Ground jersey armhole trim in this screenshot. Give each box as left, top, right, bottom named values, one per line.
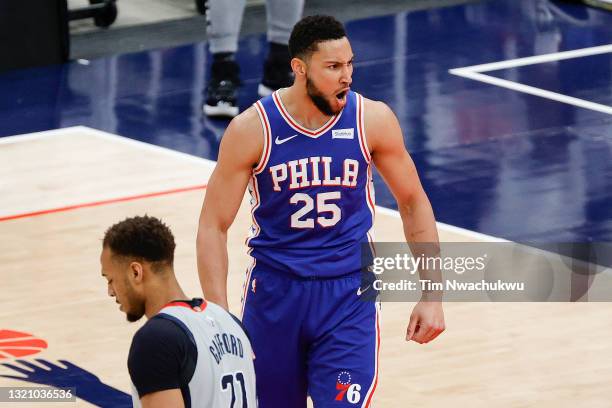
left=253, top=101, right=272, bottom=174
left=229, top=312, right=253, bottom=344
left=356, top=93, right=372, bottom=164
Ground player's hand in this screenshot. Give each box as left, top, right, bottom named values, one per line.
left=406, top=298, right=445, bottom=344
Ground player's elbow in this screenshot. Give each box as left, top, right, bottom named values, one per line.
left=397, top=186, right=430, bottom=214
left=196, top=215, right=228, bottom=252
left=197, top=221, right=226, bottom=247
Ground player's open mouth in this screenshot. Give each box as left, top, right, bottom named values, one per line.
left=336, top=90, right=348, bottom=101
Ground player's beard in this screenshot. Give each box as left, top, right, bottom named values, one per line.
left=124, top=283, right=146, bottom=322
left=306, top=76, right=336, bottom=116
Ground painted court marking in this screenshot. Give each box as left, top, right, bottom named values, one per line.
left=450, top=44, right=612, bottom=115
left=0, top=184, right=207, bottom=222
left=1, top=126, right=502, bottom=242
left=0, top=126, right=212, bottom=220
left=3, top=127, right=610, bottom=274
left=0, top=330, right=48, bottom=360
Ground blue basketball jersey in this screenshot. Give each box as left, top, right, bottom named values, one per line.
left=246, top=90, right=375, bottom=278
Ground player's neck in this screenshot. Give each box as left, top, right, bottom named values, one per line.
left=143, top=274, right=187, bottom=319
left=281, top=86, right=334, bottom=130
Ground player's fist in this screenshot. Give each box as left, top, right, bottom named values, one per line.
left=406, top=300, right=445, bottom=344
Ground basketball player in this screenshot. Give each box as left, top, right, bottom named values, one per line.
left=197, top=15, right=445, bottom=407
left=100, top=215, right=256, bottom=408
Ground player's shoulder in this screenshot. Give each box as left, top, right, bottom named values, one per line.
left=205, top=302, right=243, bottom=329
left=129, top=314, right=196, bottom=364
left=227, top=104, right=261, bottom=134
left=360, top=96, right=399, bottom=147
left=128, top=315, right=197, bottom=397
left=205, top=302, right=252, bottom=342
left=131, top=314, right=187, bottom=348
left=219, top=105, right=263, bottom=159
left=216, top=104, right=264, bottom=167
left=361, top=96, right=395, bottom=121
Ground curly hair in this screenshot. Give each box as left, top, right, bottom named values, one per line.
left=103, top=215, right=175, bottom=270
left=289, top=15, right=347, bottom=60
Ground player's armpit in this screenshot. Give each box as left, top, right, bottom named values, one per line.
left=140, top=388, right=184, bottom=408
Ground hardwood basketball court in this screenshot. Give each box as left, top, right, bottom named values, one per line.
left=1, top=127, right=610, bottom=407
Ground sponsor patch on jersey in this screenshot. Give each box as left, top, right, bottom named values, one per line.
left=332, top=128, right=354, bottom=139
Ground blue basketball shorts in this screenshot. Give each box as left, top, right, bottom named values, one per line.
left=241, top=264, right=380, bottom=408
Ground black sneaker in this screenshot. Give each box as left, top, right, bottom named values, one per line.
left=204, top=59, right=240, bottom=118
left=258, top=57, right=294, bottom=97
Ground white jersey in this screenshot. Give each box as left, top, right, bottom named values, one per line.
left=130, top=300, right=257, bottom=408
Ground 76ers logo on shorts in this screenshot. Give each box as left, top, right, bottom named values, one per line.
left=335, top=371, right=361, bottom=404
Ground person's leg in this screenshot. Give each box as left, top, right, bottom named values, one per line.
left=203, top=0, right=245, bottom=117
left=242, top=266, right=309, bottom=408
left=265, top=0, right=303, bottom=47
left=307, top=275, right=380, bottom=407
left=207, top=0, right=245, bottom=54
left=259, top=0, right=305, bottom=96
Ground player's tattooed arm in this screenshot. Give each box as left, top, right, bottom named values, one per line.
left=364, top=98, right=445, bottom=344
left=364, top=99, right=440, bottom=254
left=197, top=106, right=264, bottom=310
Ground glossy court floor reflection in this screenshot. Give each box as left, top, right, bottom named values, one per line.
left=0, top=0, right=610, bottom=242
left=1, top=127, right=611, bottom=407
left=1, top=0, right=612, bottom=406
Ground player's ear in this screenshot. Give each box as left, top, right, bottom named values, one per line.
left=291, top=57, right=307, bottom=77
left=129, top=261, right=144, bottom=283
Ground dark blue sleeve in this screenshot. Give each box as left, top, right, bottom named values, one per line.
left=127, top=316, right=197, bottom=398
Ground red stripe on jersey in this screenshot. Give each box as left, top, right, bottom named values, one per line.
left=366, top=165, right=375, bottom=211
left=363, top=309, right=380, bottom=407
left=164, top=301, right=208, bottom=312
left=357, top=95, right=372, bottom=163
left=254, top=101, right=272, bottom=174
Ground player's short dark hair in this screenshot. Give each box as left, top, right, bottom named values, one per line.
left=103, top=215, right=175, bottom=271
left=289, top=15, right=347, bottom=60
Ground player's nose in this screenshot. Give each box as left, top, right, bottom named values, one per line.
left=340, top=67, right=352, bottom=85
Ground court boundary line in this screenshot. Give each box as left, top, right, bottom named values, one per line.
left=0, top=184, right=207, bottom=222
left=3, top=127, right=609, bottom=279
left=0, top=127, right=81, bottom=145
left=2, top=126, right=503, bottom=242
left=374, top=206, right=507, bottom=242
left=376, top=207, right=611, bottom=279
left=449, top=44, right=612, bottom=115
left=75, top=127, right=511, bottom=242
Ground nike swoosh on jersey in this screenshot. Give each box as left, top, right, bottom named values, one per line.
left=357, top=284, right=371, bottom=296
left=275, top=134, right=298, bottom=145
